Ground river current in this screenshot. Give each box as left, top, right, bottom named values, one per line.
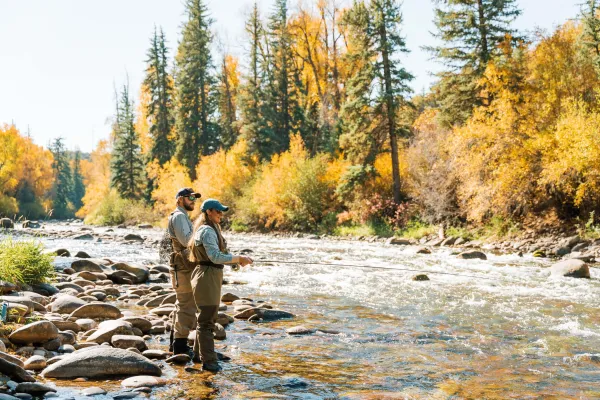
left=10, top=225, right=600, bottom=399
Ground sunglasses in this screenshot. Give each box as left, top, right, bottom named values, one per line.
left=186, top=195, right=199, bottom=201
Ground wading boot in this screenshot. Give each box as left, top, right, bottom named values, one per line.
left=202, top=361, right=222, bottom=373
left=173, top=338, right=192, bottom=356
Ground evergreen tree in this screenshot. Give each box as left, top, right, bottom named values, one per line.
left=238, top=2, right=266, bottom=156
left=145, top=26, right=175, bottom=166
left=111, top=84, right=145, bottom=200
left=71, top=150, right=85, bottom=210
left=174, top=0, right=219, bottom=179
left=427, top=0, right=521, bottom=127
left=49, top=137, right=73, bottom=219
left=339, top=0, right=413, bottom=203
left=262, top=0, right=305, bottom=157
left=582, top=0, right=600, bottom=77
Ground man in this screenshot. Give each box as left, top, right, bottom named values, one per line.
left=168, top=187, right=201, bottom=356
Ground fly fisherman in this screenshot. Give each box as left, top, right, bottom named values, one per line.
left=188, top=199, right=253, bottom=372
left=168, top=187, right=201, bottom=356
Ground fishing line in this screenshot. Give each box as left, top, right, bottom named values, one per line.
left=254, top=259, right=514, bottom=281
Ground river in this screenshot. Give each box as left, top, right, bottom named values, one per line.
left=7, top=224, right=600, bottom=399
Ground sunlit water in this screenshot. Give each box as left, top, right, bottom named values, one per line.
left=5, top=224, right=600, bottom=399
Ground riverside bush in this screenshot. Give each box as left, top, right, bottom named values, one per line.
left=0, top=237, right=54, bottom=284
left=84, top=189, right=157, bottom=226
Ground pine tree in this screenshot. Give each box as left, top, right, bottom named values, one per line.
left=145, top=27, right=175, bottom=166
left=262, top=0, right=305, bottom=157
left=71, top=150, right=85, bottom=210
left=174, top=0, right=219, bottom=179
left=427, top=0, right=521, bottom=126
left=582, top=0, right=600, bottom=77
left=111, top=84, right=145, bottom=200
left=49, top=137, right=73, bottom=219
left=238, top=2, right=262, bottom=156
left=339, top=0, right=413, bottom=203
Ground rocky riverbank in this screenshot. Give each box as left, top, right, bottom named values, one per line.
left=0, top=218, right=597, bottom=399
left=0, top=220, right=303, bottom=399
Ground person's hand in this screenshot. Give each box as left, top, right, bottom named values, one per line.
left=239, top=256, right=253, bottom=266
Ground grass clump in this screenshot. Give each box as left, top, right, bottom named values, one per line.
left=0, top=237, right=55, bottom=284
left=84, top=190, right=158, bottom=226
left=398, top=219, right=438, bottom=239
left=333, top=221, right=394, bottom=238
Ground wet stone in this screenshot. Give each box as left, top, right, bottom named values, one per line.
left=82, top=387, right=106, bottom=396
left=166, top=354, right=190, bottom=365
left=286, top=326, right=315, bottom=335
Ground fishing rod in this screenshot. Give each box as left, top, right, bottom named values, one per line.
left=253, top=259, right=513, bottom=281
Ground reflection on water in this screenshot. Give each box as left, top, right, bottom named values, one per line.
left=21, top=226, right=600, bottom=398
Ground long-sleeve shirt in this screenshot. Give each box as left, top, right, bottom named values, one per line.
left=168, top=206, right=193, bottom=247
left=194, top=225, right=234, bottom=264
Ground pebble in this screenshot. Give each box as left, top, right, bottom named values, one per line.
left=286, top=326, right=315, bottom=335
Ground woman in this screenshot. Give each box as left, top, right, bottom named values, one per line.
left=188, top=198, right=253, bottom=372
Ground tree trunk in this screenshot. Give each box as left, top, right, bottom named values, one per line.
left=379, top=12, right=402, bottom=204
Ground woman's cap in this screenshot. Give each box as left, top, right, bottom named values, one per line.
left=201, top=199, right=229, bottom=212
left=175, top=187, right=201, bottom=200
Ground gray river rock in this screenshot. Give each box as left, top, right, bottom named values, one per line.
left=41, top=347, right=161, bottom=378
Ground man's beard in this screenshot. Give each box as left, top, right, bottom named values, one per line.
left=183, top=203, right=195, bottom=212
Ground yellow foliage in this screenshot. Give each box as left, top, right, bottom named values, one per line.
left=0, top=125, right=24, bottom=194
left=540, top=99, right=600, bottom=206
left=151, top=159, right=192, bottom=218
left=191, top=139, right=257, bottom=207
left=77, top=140, right=112, bottom=218
left=241, top=134, right=338, bottom=230
left=136, top=85, right=152, bottom=155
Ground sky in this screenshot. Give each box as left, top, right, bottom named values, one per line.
left=0, top=0, right=581, bottom=152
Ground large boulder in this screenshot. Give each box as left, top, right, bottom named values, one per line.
left=457, top=251, right=487, bottom=260
left=110, top=263, right=149, bottom=284
left=0, top=351, right=25, bottom=367
left=41, top=347, right=161, bottom=378
left=31, top=283, right=59, bottom=296
left=106, top=270, right=137, bottom=285
left=0, top=296, right=35, bottom=314
left=0, top=357, right=35, bottom=382
left=118, top=317, right=152, bottom=334
left=48, top=294, right=87, bottom=314
left=9, top=321, right=59, bottom=345
left=123, top=234, right=144, bottom=242
left=71, top=259, right=105, bottom=273
left=0, top=218, right=14, bottom=229
left=70, top=303, right=122, bottom=319
left=0, top=281, right=17, bottom=295
left=22, top=220, right=41, bottom=229
left=111, top=335, right=147, bottom=351
left=550, top=259, right=591, bottom=279
left=14, top=382, right=56, bottom=396
left=86, top=320, right=133, bottom=344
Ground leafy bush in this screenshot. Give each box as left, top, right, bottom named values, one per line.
left=0, top=238, right=54, bottom=284
left=398, top=219, right=438, bottom=239
left=84, top=189, right=158, bottom=226
left=0, top=195, right=18, bottom=218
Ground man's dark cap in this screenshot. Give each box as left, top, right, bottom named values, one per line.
left=175, top=187, right=201, bottom=200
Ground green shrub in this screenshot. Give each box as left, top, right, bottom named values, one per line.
left=398, top=219, right=438, bottom=239
left=0, top=237, right=55, bottom=284
left=84, top=190, right=158, bottom=226
left=333, top=220, right=394, bottom=237
left=476, top=215, right=522, bottom=239
left=0, top=195, right=18, bottom=218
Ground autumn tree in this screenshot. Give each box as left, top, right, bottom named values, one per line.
left=339, top=0, right=413, bottom=204
left=111, top=84, right=145, bottom=200
left=428, top=0, right=521, bottom=127
left=49, top=137, right=73, bottom=219
left=175, top=0, right=219, bottom=179
left=145, top=26, right=175, bottom=166
left=217, top=54, right=240, bottom=149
